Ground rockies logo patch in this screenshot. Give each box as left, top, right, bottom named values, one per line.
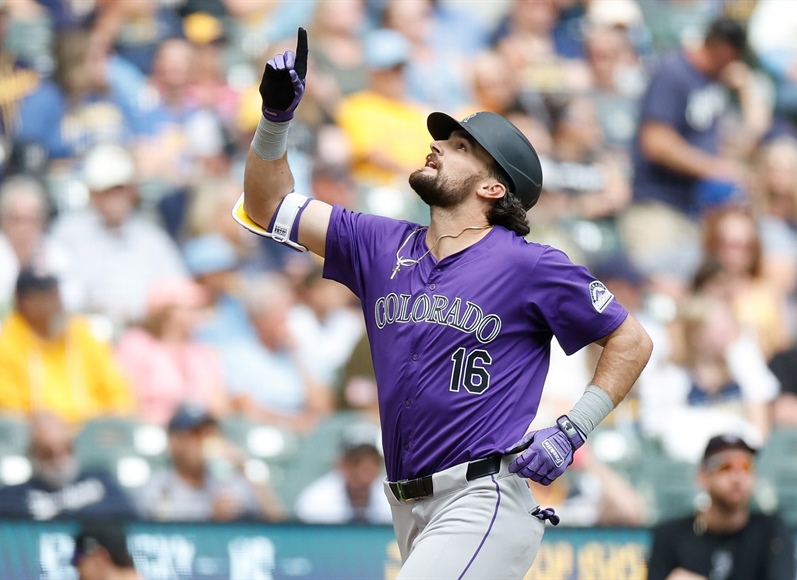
left=589, top=281, right=614, bottom=313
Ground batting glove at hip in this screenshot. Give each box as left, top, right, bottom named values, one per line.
left=259, top=27, right=308, bottom=122
left=506, top=415, right=586, bottom=486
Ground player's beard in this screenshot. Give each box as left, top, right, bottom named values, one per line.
left=409, top=168, right=482, bottom=208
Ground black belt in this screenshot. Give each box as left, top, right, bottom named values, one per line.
left=389, top=455, right=502, bottom=502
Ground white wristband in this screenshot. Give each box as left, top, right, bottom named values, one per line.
left=251, top=117, right=290, bottom=161
left=567, top=385, right=615, bottom=437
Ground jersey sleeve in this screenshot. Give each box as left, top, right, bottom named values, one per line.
left=528, top=247, right=628, bottom=355
left=322, top=205, right=404, bottom=300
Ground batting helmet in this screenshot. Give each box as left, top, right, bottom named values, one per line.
left=427, top=111, right=543, bottom=210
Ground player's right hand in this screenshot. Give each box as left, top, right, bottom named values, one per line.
left=506, top=415, right=585, bottom=485
left=259, top=27, right=308, bottom=122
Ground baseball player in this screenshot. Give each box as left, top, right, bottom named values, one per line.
left=235, top=29, right=653, bottom=578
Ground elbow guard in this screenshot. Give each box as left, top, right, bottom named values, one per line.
left=232, top=192, right=310, bottom=252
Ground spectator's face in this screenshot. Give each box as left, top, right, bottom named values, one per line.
left=196, top=268, right=239, bottom=301
left=513, top=0, right=556, bottom=34
left=714, top=213, right=758, bottom=277
left=759, top=141, right=797, bottom=204
left=16, top=288, right=64, bottom=338
left=74, top=549, right=107, bottom=580
left=700, top=449, right=755, bottom=510
left=691, top=302, right=737, bottom=358
left=0, top=192, right=46, bottom=252
left=558, top=98, right=603, bottom=150
left=29, top=417, right=79, bottom=489
left=707, top=42, right=742, bottom=77
left=252, top=299, right=293, bottom=350
left=153, top=40, right=194, bottom=91
left=315, top=0, right=364, bottom=34
left=169, top=426, right=208, bottom=477
left=341, top=448, right=382, bottom=496
left=90, top=185, right=136, bottom=228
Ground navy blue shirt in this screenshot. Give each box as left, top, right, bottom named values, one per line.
left=0, top=471, right=138, bottom=521
left=632, top=53, right=730, bottom=215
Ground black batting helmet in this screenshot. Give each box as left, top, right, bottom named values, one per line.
left=427, top=111, right=543, bottom=210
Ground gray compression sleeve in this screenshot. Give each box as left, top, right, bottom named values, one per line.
left=251, top=117, right=290, bottom=161
left=567, top=385, right=615, bottom=437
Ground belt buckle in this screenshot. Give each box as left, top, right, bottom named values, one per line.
left=392, top=476, right=432, bottom=502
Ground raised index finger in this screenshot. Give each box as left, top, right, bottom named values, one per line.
left=295, top=27, right=308, bottom=80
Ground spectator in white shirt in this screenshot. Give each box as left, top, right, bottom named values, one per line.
left=295, top=421, right=391, bottom=524
left=47, top=143, right=186, bottom=329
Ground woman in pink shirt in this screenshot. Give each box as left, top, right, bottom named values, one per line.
left=116, top=277, right=230, bottom=425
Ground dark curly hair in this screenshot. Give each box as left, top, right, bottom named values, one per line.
left=484, top=160, right=531, bottom=237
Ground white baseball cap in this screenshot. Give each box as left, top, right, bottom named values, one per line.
left=83, top=143, right=136, bottom=192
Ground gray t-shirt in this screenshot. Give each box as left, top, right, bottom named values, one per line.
left=136, top=468, right=261, bottom=521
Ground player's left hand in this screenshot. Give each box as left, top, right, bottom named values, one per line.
left=259, top=27, right=308, bottom=121
left=506, top=415, right=585, bottom=485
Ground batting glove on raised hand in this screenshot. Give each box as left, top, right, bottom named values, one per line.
left=506, top=415, right=586, bottom=486
left=259, top=27, right=308, bottom=122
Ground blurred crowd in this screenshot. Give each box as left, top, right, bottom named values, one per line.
left=0, top=0, right=797, bottom=527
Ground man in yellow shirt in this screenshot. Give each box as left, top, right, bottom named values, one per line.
left=335, top=29, right=430, bottom=192
left=0, top=267, right=134, bottom=425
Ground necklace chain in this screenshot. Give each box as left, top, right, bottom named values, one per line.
left=391, top=225, right=490, bottom=280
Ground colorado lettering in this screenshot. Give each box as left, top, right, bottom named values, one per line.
left=374, top=293, right=502, bottom=344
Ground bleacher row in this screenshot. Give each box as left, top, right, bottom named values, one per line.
left=3, top=411, right=797, bottom=525
left=0, top=410, right=368, bottom=517
left=588, top=425, right=797, bottom=526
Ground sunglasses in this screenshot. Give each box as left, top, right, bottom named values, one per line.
left=705, top=456, right=754, bottom=474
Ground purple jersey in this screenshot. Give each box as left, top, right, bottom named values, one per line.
left=323, top=206, right=627, bottom=481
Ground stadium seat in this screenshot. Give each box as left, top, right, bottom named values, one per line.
left=0, top=415, right=31, bottom=487
left=633, top=439, right=699, bottom=523
left=219, top=416, right=300, bottom=463
left=756, top=428, right=797, bottom=527
left=0, top=415, right=28, bottom=455
left=74, top=417, right=168, bottom=489
left=279, top=410, right=375, bottom=513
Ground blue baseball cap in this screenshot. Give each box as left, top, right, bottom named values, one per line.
left=363, top=29, right=410, bottom=70
left=167, top=403, right=216, bottom=433
left=182, top=234, right=238, bottom=276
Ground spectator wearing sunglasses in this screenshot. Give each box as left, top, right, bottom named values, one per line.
left=646, top=434, right=795, bottom=580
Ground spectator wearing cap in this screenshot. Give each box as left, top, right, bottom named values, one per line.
left=646, top=434, right=795, bottom=580
left=71, top=521, right=140, bottom=580
left=0, top=412, right=137, bottom=521
left=115, top=277, right=230, bottom=426
left=0, top=267, right=134, bottom=425
left=294, top=421, right=392, bottom=524
left=182, top=12, right=240, bottom=127
left=183, top=233, right=255, bottom=347
left=619, top=16, right=771, bottom=293
left=137, top=403, right=283, bottom=522
left=334, top=28, right=431, bottom=210
left=47, top=142, right=187, bottom=329
left=381, top=0, right=473, bottom=111
left=179, top=178, right=300, bottom=274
